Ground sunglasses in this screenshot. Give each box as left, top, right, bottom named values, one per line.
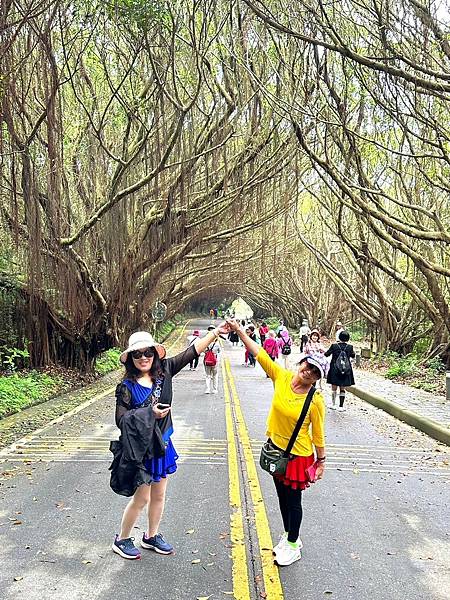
left=131, top=348, right=155, bottom=359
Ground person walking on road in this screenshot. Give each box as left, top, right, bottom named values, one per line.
left=324, top=330, right=355, bottom=411
left=263, top=330, right=279, bottom=362
left=203, top=325, right=221, bottom=393
left=259, top=321, right=269, bottom=345
left=277, top=326, right=292, bottom=369
left=246, top=325, right=259, bottom=367
left=111, top=325, right=227, bottom=560
left=304, top=329, right=325, bottom=355
left=227, top=319, right=327, bottom=567
left=334, top=321, right=345, bottom=341
left=186, top=329, right=200, bottom=370
left=299, top=320, right=311, bottom=352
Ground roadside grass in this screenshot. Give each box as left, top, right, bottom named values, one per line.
left=0, top=317, right=184, bottom=419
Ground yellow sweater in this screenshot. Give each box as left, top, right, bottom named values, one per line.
left=257, top=349, right=325, bottom=456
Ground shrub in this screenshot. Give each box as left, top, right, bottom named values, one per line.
left=95, top=347, right=122, bottom=375
left=0, top=345, right=30, bottom=372
left=385, top=355, right=419, bottom=379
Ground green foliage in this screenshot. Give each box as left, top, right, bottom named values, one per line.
left=0, top=371, right=63, bottom=418
left=104, top=0, right=167, bottom=32
left=385, top=355, right=419, bottom=379
left=0, top=346, right=30, bottom=372
left=95, top=347, right=122, bottom=375
left=346, top=322, right=366, bottom=342
left=156, top=319, right=178, bottom=340
left=263, top=317, right=282, bottom=331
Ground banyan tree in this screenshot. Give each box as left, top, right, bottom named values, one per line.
left=1, top=0, right=449, bottom=369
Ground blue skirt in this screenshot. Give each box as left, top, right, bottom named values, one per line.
left=144, top=439, right=179, bottom=482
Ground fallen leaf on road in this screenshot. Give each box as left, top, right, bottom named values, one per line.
left=185, top=529, right=195, bottom=534
left=82, top=560, right=92, bottom=565
left=192, top=559, right=201, bottom=564
left=14, top=576, right=24, bottom=581
left=196, top=596, right=211, bottom=600
left=324, top=592, right=333, bottom=595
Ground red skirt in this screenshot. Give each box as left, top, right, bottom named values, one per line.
left=274, top=453, right=315, bottom=490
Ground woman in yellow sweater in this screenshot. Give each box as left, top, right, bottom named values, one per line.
left=227, top=319, right=326, bottom=567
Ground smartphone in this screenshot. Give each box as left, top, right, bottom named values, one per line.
left=156, top=403, right=170, bottom=410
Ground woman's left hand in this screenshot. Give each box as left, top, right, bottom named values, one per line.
left=315, top=462, right=325, bottom=480
left=153, top=404, right=171, bottom=419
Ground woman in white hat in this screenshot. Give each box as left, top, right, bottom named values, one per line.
left=112, top=325, right=227, bottom=560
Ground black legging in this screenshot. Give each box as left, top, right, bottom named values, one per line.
left=189, top=356, right=199, bottom=369
left=273, top=477, right=303, bottom=543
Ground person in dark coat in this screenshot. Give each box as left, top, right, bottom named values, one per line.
left=324, top=330, right=355, bottom=412
left=111, top=325, right=227, bottom=560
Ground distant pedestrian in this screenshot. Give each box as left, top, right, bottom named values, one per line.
left=110, top=325, right=227, bottom=560
left=334, top=321, right=345, bottom=341
left=259, top=322, right=269, bottom=345
left=324, top=330, right=355, bottom=411
left=299, top=320, right=311, bottom=352
left=226, top=319, right=327, bottom=567
left=228, top=330, right=239, bottom=346
left=277, top=327, right=292, bottom=369
left=263, top=330, right=279, bottom=378
left=203, top=325, right=221, bottom=393
left=304, top=329, right=325, bottom=355
left=186, top=330, right=200, bottom=370
left=246, top=325, right=259, bottom=367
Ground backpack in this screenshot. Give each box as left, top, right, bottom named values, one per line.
left=204, top=344, right=217, bottom=367
left=336, top=344, right=351, bottom=375
left=281, top=338, right=291, bottom=355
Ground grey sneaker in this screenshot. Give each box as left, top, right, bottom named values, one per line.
left=141, top=532, right=174, bottom=554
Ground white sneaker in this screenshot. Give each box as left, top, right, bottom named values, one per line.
left=272, top=533, right=303, bottom=555
left=274, top=543, right=302, bottom=566
left=329, top=404, right=336, bottom=410
left=205, top=389, right=210, bottom=394
left=212, top=389, right=218, bottom=394
left=337, top=406, right=346, bottom=412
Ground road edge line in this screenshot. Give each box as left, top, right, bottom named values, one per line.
left=349, top=386, right=450, bottom=446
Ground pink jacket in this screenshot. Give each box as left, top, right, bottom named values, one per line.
left=263, top=337, right=279, bottom=358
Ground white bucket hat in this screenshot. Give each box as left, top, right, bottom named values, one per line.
left=120, top=331, right=166, bottom=363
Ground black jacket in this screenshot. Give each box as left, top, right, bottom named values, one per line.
left=109, top=389, right=166, bottom=497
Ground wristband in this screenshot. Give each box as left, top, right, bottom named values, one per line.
left=316, top=457, right=326, bottom=462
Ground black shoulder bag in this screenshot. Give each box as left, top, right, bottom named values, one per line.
left=259, top=386, right=316, bottom=476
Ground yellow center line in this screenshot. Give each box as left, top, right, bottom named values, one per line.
left=225, top=358, right=284, bottom=600
left=221, top=360, right=251, bottom=600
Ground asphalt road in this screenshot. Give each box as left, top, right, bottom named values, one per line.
left=0, top=319, right=449, bottom=600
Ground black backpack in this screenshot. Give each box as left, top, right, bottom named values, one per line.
left=336, top=343, right=351, bottom=375
left=281, top=339, right=291, bottom=355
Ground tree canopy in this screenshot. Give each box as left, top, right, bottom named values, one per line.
left=1, top=0, right=449, bottom=368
